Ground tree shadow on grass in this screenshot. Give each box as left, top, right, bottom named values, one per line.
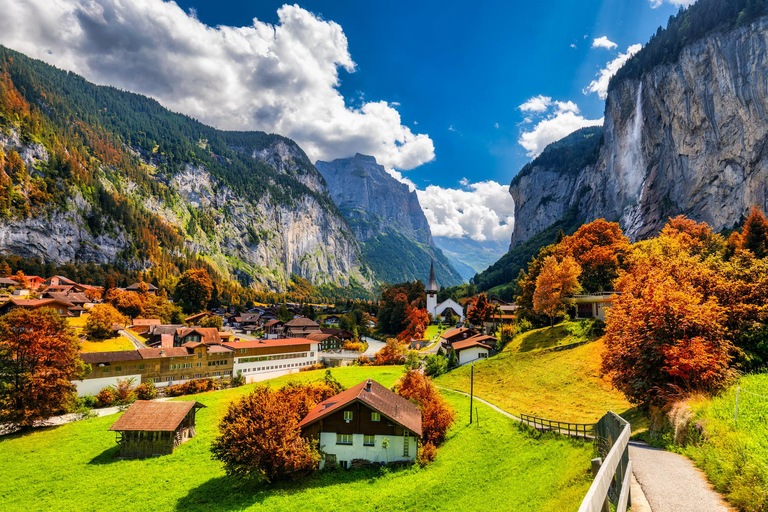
left=175, top=465, right=411, bottom=512
left=88, top=445, right=121, bottom=464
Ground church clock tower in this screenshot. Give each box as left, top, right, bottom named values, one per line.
left=426, top=260, right=438, bottom=317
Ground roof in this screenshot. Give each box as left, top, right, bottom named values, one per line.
left=0, top=277, right=18, bottom=286
left=284, top=317, right=320, bottom=327
left=80, top=350, right=143, bottom=364
left=442, top=327, right=475, bottom=340
left=223, top=338, right=316, bottom=349
left=132, top=318, right=162, bottom=326
left=426, top=260, right=438, bottom=293
left=237, top=312, right=261, bottom=321
left=126, top=282, right=158, bottom=291
left=138, top=348, right=191, bottom=359
left=306, top=333, right=333, bottom=342
left=320, top=328, right=354, bottom=338
left=148, top=324, right=185, bottom=336
left=184, top=312, right=210, bottom=323
left=1, top=298, right=74, bottom=309
left=44, top=291, right=89, bottom=304
left=109, top=401, right=204, bottom=432
left=48, top=275, right=76, bottom=285
left=263, top=319, right=283, bottom=328
left=452, top=336, right=494, bottom=351
left=298, top=379, right=422, bottom=437
left=177, top=327, right=221, bottom=344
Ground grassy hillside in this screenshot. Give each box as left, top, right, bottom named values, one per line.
left=436, top=322, right=646, bottom=431
left=679, top=373, right=768, bottom=511
left=0, top=365, right=594, bottom=512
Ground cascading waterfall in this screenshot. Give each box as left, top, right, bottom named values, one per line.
left=621, top=82, right=645, bottom=194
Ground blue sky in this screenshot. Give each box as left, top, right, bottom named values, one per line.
left=0, top=0, right=690, bottom=245
left=174, top=0, right=683, bottom=187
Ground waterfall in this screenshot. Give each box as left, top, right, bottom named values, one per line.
left=620, top=82, right=645, bottom=195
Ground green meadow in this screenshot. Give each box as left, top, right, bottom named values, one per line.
left=0, top=365, right=593, bottom=512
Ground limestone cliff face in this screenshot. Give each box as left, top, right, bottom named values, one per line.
left=316, top=154, right=463, bottom=286
left=509, top=15, right=768, bottom=246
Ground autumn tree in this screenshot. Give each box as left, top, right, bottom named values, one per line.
left=741, top=207, right=768, bottom=258
left=377, top=281, right=426, bottom=334
left=84, top=303, right=128, bottom=340
left=467, top=293, right=494, bottom=327
left=0, top=261, right=10, bottom=278
left=396, top=370, right=456, bottom=447
left=398, top=307, right=430, bottom=341
left=558, top=219, right=629, bottom=292
left=373, top=337, right=408, bottom=365
left=532, top=256, right=581, bottom=326
left=0, top=308, right=84, bottom=429
left=211, top=386, right=320, bottom=481
left=175, top=268, right=213, bottom=314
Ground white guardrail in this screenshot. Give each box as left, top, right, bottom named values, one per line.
left=579, top=411, right=632, bottom=512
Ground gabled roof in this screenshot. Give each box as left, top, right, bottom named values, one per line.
left=126, top=282, right=158, bottom=291
left=298, top=379, right=422, bottom=437
left=0, top=277, right=19, bottom=286
left=44, top=291, right=89, bottom=304
left=320, top=328, right=354, bottom=338
left=184, top=311, right=210, bottom=323
left=1, top=298, right=75, bottom=309
left=263, top=319, right=283, bottom=328
left=80, top=350, right=143, bottom=364
left=176, top=327, right=221, bottom=344
left=132, top=318, right=162, bottom=326
left=452, top=335, right=494, bottom=351
left=441, top=327, right=475, bottom=340
left=109, top=400, right=204, bottom=431
left=284, top=317, right=320, bottom=328
left=138, top=348, right=191, bottom=359
left=306, top=333, right=333, bottom=342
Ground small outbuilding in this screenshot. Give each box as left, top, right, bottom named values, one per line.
left=109, top=400, right=205, bottom=458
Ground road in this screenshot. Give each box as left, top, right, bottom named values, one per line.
left=120, top=329, right=148, bottom=350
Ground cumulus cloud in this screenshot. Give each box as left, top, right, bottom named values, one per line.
left=583, top=44, right=643, bottom=99
left=649, top=0, right=696, bottom=7
left=519, top=95, right=553, bottom=113
left=0, top=0, right=434, bottom=170
left=417, top=181, right=515, bottom=242
left=517, top=95, right=601, bottom=157
left=592, top=36, right=618, bottom=50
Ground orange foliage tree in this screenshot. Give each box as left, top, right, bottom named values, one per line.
left=0, top=308, right=84, bottom=428
left=741, top=206, right=768, bottom=258
left=558, top=219, right=629, bottom=292
left=175, top=268, right=213, bottom=314
left=373, top=338, right=408, bottom=365
left=84, top=303, right=128, bottom=339
left=211, top=385, right=322, bottom=481
left=398, top=307, right=430, bottom=341
left=395, top=370, right=456, bottom=447
left=532, top=255, right=581, bottom=326
left=467, top=293, right=493, bottom=327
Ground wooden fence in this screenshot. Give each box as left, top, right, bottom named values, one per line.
left=519, top=413, right=594, bottom=439
left=579, top=412, right=632, bottom=512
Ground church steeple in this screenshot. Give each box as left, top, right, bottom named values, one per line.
left=426, top=260, right=438, bottom=294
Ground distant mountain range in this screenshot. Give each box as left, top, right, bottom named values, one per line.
left=316, top=154, right=463, bottom=287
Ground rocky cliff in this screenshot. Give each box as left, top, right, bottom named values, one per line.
left=316, top=154, right=463, bottom=286
left=510, top=13, right=768, bottom=248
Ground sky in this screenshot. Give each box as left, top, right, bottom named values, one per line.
left=0, top=0, right=692, bottom=245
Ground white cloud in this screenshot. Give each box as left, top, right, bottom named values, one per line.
left=583, top=44, right=643, bottom=99
left=417, top=181, right=515, bottom=242
left=519, top=95, right=553, bottom=113
left=649, top=0, right=696, bottom=7
left=459, top=177, right=470, bottom=186
left=592, top=36, right=618, bottom=50
left=448, top=125, right=458, bottom=132
left=570, top=43, right=578, bottom=49
left=0, top=0, right=434, bottom=170
left=519, top=111, right=603, bottom=158
left=494, top=122, right=499, bottom=129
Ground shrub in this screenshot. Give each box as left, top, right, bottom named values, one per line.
left=417, top=442, right=438, bottom=465
left=84, top=304, right=127, bottom=340
left=199, top=315, right=224, bottom=330
left=135, top=381, right=157, bottom=400
left=373, top=338, right=407, bottom=365
left=95, top=387, right=117, bottom=408
left=497, top=324, right=515, bottom=351
left=112, top=378, right=137, bottom=405
left=515, top=318, right=533, bottom=335
left=404, top=350, right=420, bottom=370
left=342, top=341, right=365, bottom=352
left=231, top=370, right=245, bottom=387
left=424, top=354, right=448, bottom=378
left=355, top=355, right=372, bottom=366
left=211, top=386, right=321, bottom=481
left=300, top=363, right=325, bottom=372
left=396, top=370, right=456, bottom=446
left=165, top=378, right=216, bottom=397
left=79, top=395, right=98, bottom=409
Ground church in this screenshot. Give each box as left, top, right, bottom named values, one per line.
left=426, top=261, right=465, bottom=324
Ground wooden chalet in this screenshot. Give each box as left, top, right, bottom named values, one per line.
left=109, top=400, right=205, bottom=458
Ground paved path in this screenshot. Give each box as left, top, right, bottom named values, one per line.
left=362, top=336, right=385, bottom=357
left=120, top=329, right=148, bottom=350
left=437, top=386, right=523, bottom=422
left=629, top=441, right=734, bottom=512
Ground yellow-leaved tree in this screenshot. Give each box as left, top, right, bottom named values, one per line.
left=532, top=255, right=581, bottom=326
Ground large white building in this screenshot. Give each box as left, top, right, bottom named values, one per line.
left=228, top=338, right=320, bottom=384
left=425, top=261, right=465, bottom=323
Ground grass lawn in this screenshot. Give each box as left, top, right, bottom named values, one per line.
left=0, top=365, right=594, bottom=512
left=436, top=322, right=647, bottom=432
left=67, top=313, right=89, bottom=328
left=423, top=324, right=443, bottom=341
left=680, top=373, right=768, bottom=511
left=80, top=335, right=135, bottom=353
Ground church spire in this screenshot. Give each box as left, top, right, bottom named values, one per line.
left=426, top=260, right=438, bottom=294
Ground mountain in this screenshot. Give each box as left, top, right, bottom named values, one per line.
left=316, top=154, right=463, bottom=287
left=0, top=46, right=373, bottom=293
left=477, top=0, right=768, bottom=292
left=433, top=236, right=509, bottom=282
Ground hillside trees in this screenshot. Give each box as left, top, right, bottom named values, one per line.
left=398, top=307, right=430, bottom=341
left=395, top=370, right=456, bottom=449
left=533, top=256, right=582, bottom=326
left=558, top=219, right=629, bottom=292
left=84, top=304, right=128, bottom=339
left=175, top=268, right=213, bottom=314
left=0, top=308, right=84, bottom=429
left=373, top=338, right=408, bottom=365
left=377, top=281, right=426, bottom=334
left=467, top=293, right=494, bottom=327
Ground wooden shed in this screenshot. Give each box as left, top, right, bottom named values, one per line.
left=109, top=400, right=205, bottom=459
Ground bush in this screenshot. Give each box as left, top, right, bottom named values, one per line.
left=300, top=363, right=325, bottom=372
left=165, top=378, right=216, bottom=397
left=424, top=354, right=448, bottom=378
left=417, top=442, right=438, bottom=466
left=497, top=324, right=515, bottom=351
left=95, top=387, right=117, bottom=408
left=135, top=381, right=157, bottom=400
left=231, top=370, right=245, bottom=387
left=515, top=318, right=533, bottom=335
left=373, top=338, right=407, bottom=365
left=396, top=370, right=456, bottom=446
left=565, top=318, right=605, bottom=339
left=404, top=350, right=420, bottom=370
left=342, top=341, right=365, bottom=352
left=355, top=355, right=372, bottom=366
left=79, top=395, right=98, bottom=409
left=112, top=378, right=137, bottom=405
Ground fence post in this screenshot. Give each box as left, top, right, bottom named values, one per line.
left=734, top=386, right=740, bottom=425
left=590, top=458, right=611, bottom=512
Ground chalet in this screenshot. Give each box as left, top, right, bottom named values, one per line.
left=572, top=292, right=619, bottom=321
left=175, top=327, right=222, bottom=346
left=225, top=338, right=320, bottom=383
left=184, top=311, right=211, bottom=325
left=144, top=324, right=185, bottom=347
left=440, top=327, right=478, bottom=348
left=24, top=275, right=45, bottom=289
left=0, top=277, right=19, bottom=287
left=323, top=315, right=341, bottom=326
left=129, top=318, right=162, bottom=336
left=43, top=291, right=89, bottom=307
left=321, top=328, right=355, bottom=342
left=284, top=317, right=322, bottom=337
left=232, top=312, right=261, bottom=334
left=109, top=400, right=205, bottom=458
left=263, top=319, right=284, bottom=339
left=298, top=379, right=422, bottom=469
left=452, top=335, right=495, bottom=366
left=46, top=275, right=77, bottom=287
left=307, top=332, right=342, bottom=351
left=126, top=282, right=158, bottom=295
left=0, top=298, right=75, bottom=317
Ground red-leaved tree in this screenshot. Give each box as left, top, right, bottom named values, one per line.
left=398, top=307, right=430, bottom=341
left=396, top=370, right=456, bottom=448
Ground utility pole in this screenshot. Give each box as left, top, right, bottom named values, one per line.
left=470, top=365, right=474, bottom=424
left=734, top=386, right=740, bottom=425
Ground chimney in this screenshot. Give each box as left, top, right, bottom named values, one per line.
left=159, top=350, right=164, bottom=356
left=365, top=379, right=372, bottom=392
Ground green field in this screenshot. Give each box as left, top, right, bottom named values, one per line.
left=680, top=373, right=768, bottom=511
left=0, top=365, right=594, bottom=512
left=436, top=322, right=646, bottom=431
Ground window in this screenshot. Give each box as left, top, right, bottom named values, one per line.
left=403, top=431, right=410, bottom=457
left=371, top=412, right=381, bottom=422
left=116, top=366, right=122, bottom=372
left=102, top=368, right=109, bottom=373
left=139, top=364, right=145, bottom=370
left=336, top=434, right=353, bottom=445
left=198, top=352, right=202, bottom=358
left=363, top=435, right=375, bottom=446
left=343, top=411, right=353, bottom=421
left=339, top=460, right=348, bottom=469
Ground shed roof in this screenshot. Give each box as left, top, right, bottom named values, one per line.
left=442, top=327, right=475, bottom=340
left=452, top=335, right=494, bottom=351
left=298, top=379, right=422, bottom=437
left=109, top=400, right=204, bottom=431
left=284, top=317, right=320, bottom=327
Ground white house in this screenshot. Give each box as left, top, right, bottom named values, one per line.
left=572, top=292, right=619, bottom=321
left=298, top=379, right=422, bottom=469
left=425, top=261, right=466, bottom=322
left=452, top=335, right=494, bottom=366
